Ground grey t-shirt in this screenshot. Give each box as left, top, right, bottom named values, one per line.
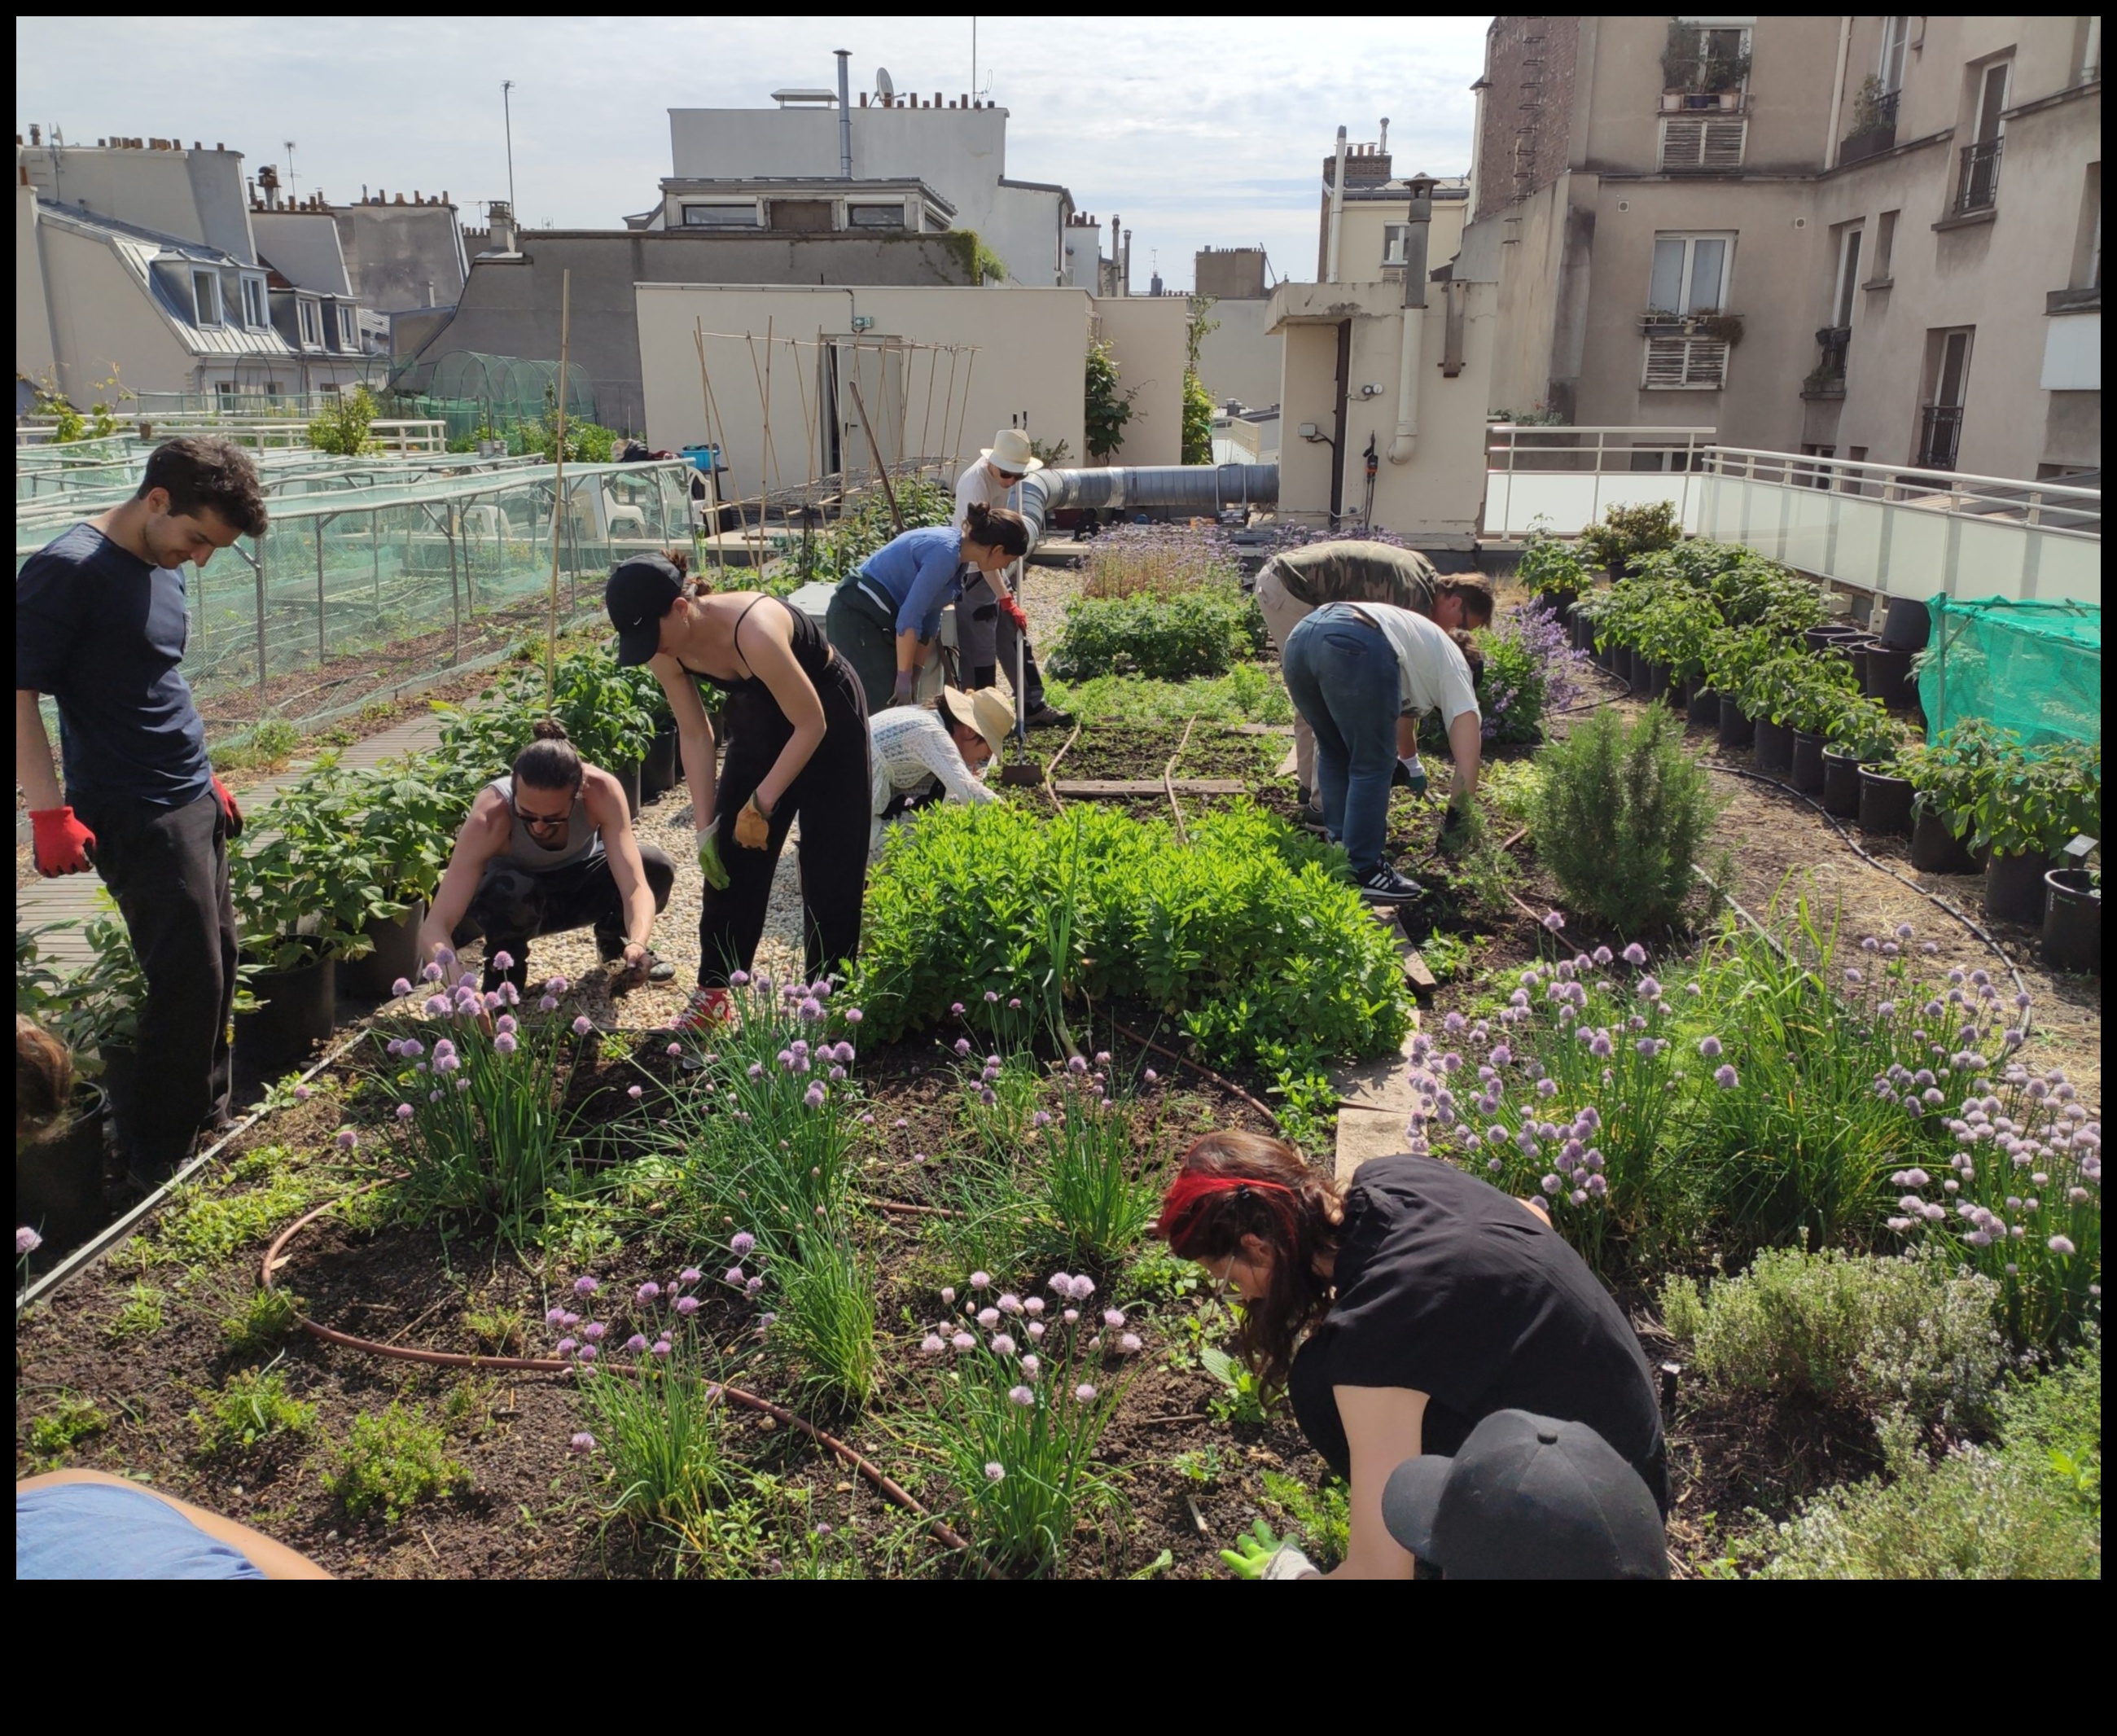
left=1264, top=540, right=1439, bottom=611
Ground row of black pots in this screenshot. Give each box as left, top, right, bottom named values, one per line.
left=640, top=719, right=682, bottom=798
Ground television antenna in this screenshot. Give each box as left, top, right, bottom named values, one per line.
left=284, top=139, right=298, bottom=202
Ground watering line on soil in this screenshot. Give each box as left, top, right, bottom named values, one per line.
left=258, top=1192, right=972, bottom=1554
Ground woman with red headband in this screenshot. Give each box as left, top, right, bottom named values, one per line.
left=1155, top=1132, right=1667, bottom=1579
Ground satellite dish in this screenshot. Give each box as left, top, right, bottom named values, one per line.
left=874, top=67, right=894, bottom=99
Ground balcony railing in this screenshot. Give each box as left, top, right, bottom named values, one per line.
left=1802, top=327, right=1851, bottom=399
left=1953, top=138, right=2003, bottom=216
left=1838, top=89, right=1900, bottom=164
left=1918, top=405, right=1965, bottom=471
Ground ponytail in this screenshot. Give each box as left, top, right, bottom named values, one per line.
left=962, top=500, right=1030, bottom=560
left=513, top=717, right=584, bottom=791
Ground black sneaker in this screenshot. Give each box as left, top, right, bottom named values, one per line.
left=1024, top=703, right=1074, bottom=730
left=1295, top=800, right=1329, bottom=835
left=1357, top=866, right=1425, bottom=905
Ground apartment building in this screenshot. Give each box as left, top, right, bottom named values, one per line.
left=1462, top=15, right=2102, bottom=479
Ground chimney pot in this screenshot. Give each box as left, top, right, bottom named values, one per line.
left=217, top=141, right=225, bottom=151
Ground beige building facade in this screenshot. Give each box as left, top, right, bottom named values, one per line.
left=1464, top=15, right=2102, bottom=479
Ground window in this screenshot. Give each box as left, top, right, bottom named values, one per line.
left=1831, top=225, right=1863, bottom=327
left=1649, top=231, right=1734, bottom=313
left=1666, top=22, right=1751, bottom=94
left=297, top=298, right=321, bottom=346
left=337, top=304, right=359, bottom=348
left=215, top=379, right=239, bottom=406
left=191, top=269, right=222, bottom=326
left=1918, top=327, right=1973, bottom=469
left=1879, top=16, right=1910, bottom=94
left=1382, top=222, right=1410, bottom=266
left=1659, top=116, right=1747, bottom=170
left=1871, top=209, right=1899, bottom=283
left=847, top=203, right=906, bottom=230
left=240, top=274, right=267, bottom=328
left=682, top=202, right=760, bottom=227
left=1800, top=443, right=1837, bottom=488
left=1954, top=60, right=2009, bottom=215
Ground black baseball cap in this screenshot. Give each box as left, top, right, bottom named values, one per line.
left=1381, top=1410, right=1668, bottom=1579
left=605, top=555, right=684, bottom=666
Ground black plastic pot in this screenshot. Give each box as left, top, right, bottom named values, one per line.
left=1717, top=695, right=1755, bottom=751
left=1539, top=588, right=1577, bottom=625
left=1791, top=730, right=1829, bottom=794
left=2041, top=870, right=2101, bottom=975
left=1686, top=680, right=1720, bottom=729
left=612, top=758, right=643, bottom=819
left=1880, top=594, right=1932, bottom=652
left=1641, top=658, right=1676, bottom=700
left=1983, top=849, right=2052, bottom=925
left=640, top=723, right=680, bottom=798
left=1754, top=717, right=1795, bottom=777
left=1857, top=765, right=1915, bottom=835
left=234, top=952, right=338, bottom=1076
left=17, top=1085, right=108, bottom=1262
left=1569, top=612, right=1595, bottom=652
left=1804, top=624, right=1862, bottom=658
left=1909, top=810, right=1981, bottom=876
left=1821, top=745, right=1865, bottom=817
left=1864, top=642, right=1918, bottom=710
left=1846, top=637, right=1876, bottom=690
left=340, top=901, right=427, bottom=1000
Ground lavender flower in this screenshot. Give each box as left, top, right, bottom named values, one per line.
left=572, top=1015, right=593, bottom=1037
left=1698, top=1036, right=1723, bottom=1059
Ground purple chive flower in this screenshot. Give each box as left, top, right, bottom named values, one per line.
left=977, top=1308, right=1001, bottom=1329
left=984, top=990, right=1000, bottom=1004
left=1019, top=1353, right=1041, bottom=1377
left=1027, top=1321, right=1046, bottom=1339
left=971, top=1271, right=993, bottom=1291
left=951, top=1332, right=976, bottom=1352
left=637, top=1281, right=661, bottom=1304
left=921, top=1334, right=946, bottom=1354
left=1117, top=1332, right=1142, bottom=1354
left=950, top=1002, right=966, bottom=1017
left=335, top=1129, right=358, bottom=1151
left=1102, top=1309, right=1126, bottom=1329
left=540, top=996, right=560, bottom=1013
left=581, top=1322, right=604, bottom=1341
left=546, top=1306, right=567, bottom=1327
left=627, top=1084, right=644, bottom=1101
left=940, top=1286, right=957, bottom=1305
left=730, top=1232, right=756, bottom=1256
left=575, top=1276, right=600, bottom=1297
left=490, top=950, right=514, bottom=971
left=1622, top=943, right=1647, bottom=966
left=1063, top=1308, right=1080, bottom=1323
left=745, top=1277, right=763, bottom=1296
left=625, top=1334, right=649, bottom=1353
left=396, top=1102, right=415, bottom=1121
left=1070, top=1276, right=1095, bottom=1300
left=570, top=1431, right=595, bottom=1454
left=493, top=1032, right=518, bottom=1054
left=555, top=1336, right=578, bottom=1356
left=1715, top=1064, right=1740, bottom=1089
left=844, top=1008, right=862, bottom=1025
left=2049, top=1235, right=2077, bottom=1256
left=652, top=1340, right=672, bottom=1358
left=1698, top=1036, right=1724, bottom=1059
left=572, top=1016, right=593, bottom=1037
left=1007, top=1386, right=1035, bottom=1408
left=675, top=1295, right=699, bottom=1316
left=725, top=1267, right=745, bottom=1287
left=984, top=1462, right=1006, bottom=1483
left=953, top=1038, right=971, bottom=1057
left=992, top=1334, right=1017, bottom=1355
left=1022, top=1296, right=1045, bottom=1317
left=1542, top=910, right=1566, bottom=931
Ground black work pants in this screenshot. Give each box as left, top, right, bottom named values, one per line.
left=699, top=651, right=870, bottom=989
left=958, top=572, right=1048, bottom=708
left=466, top=843, right=677, bottom=993
left=72, top=787, right=238, bottom=1179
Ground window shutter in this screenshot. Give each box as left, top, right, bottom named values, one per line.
left=1642, top=335, right=1729, bottom=389
left=1701, top=120, right=1747, bottom=169
left=1659, top=117, right=1747, bottom=171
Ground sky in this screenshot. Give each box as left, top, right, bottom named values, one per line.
left=15, top=15, right=1492, bottom=291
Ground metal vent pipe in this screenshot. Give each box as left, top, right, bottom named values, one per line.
left=835, top=50, right=853, bottom=178
left=1015, top=463, right=1280, bottom=548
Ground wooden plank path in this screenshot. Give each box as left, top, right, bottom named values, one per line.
left=1050, top=778, right=1247, bottom=799
left=18, top=712, right=446, bottom=971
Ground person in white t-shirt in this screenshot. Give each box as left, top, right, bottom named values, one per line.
left=867, top=683, right=1012, bottom=857
left=1280, top=601, right=1484, bottom=905
left=953, top=429, right=1071, bottom=730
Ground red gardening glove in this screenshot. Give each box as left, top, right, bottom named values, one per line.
left=28, top=806, right=96, bottom=876
left=213, top=775, right=244, bottom=840
left=997, top=593, right=1030, bottom=634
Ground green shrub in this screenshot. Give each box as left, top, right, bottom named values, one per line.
left=1662, top=1246, right=2003, bottom=1433
left=856, top=801, right=1411, bottom=1081
left=307, top=386, right=381, bottom=457
left=325, top=1401, right=466, bottom=1523
left=221, top=1286, right=303, bottom=1356
left=1043, top=665, right=1292, bottom=726
left=1528, top=704, right=1720, bottom=932
left=1048, top=586, right=1266, bottom=682
left=1579, top=501, right=1681, bottom=576
left=1514, top=524, right=1589, bottom=598
left=1737, top=1348, right=2099, bottom=1579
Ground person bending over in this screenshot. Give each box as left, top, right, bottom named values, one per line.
left=1281, top=600, right=1484, bottom=905
left=1156, top=1133, right=1667, bottom=1580
left=825, top=503, right=1030, bottom=713
left=952, top=429, right=1071, bottom=729
left=417, top=721, right=675, bottom=995
left=868, top=683, right=1010, bottom=857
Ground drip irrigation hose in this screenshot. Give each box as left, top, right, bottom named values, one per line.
left=1162, top=716, right=1197, bottom=846
left=1041, top=720, right=1080, bottom=813
left=259, top=1195, right=971, bottom=1554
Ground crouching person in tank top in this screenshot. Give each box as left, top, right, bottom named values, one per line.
left=415, top=721, right=677, bottom=995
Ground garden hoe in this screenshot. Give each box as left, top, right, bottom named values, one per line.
left=997, top=557, right=1044, bottom=787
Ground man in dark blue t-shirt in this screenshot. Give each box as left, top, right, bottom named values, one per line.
left=16, top=436, right=269, bottom=1186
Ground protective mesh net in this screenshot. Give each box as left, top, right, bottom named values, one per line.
left=1918, top=597, right=2102, bottom=747
left=388, top=350, right=596, bottom=434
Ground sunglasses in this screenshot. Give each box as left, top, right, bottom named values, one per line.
left=992, top=467, right=1024, bottom=484
left=512, top=800, right=571, bottom=831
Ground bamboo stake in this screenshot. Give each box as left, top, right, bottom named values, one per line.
left=918, top=342, right=940, bottom=481
left=847, top=373, right=902, bottom=533
left=693, top=322, right=729, bottom=590
left=546, top=267, right=570, bottom=709
left=743, top=332, right=772, bottom=564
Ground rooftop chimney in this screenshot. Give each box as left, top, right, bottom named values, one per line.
left=835, top=50, right=852, bottom=179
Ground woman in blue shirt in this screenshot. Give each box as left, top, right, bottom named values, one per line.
left=825, top=502, right=1030, bottom=712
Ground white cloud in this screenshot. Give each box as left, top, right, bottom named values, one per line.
left=15, top=15, right=1490, bottom=289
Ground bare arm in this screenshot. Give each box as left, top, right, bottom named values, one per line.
left=895, top=626, right=931, bottom=677
left=1396, top=715, right=1420, bottom=760
left=652, top=653, right=719, bottom=832
left=417, top=792, right=510, bottom=985
left=741, top=606, right=828, bottom=813
left=15, top=690, right=63, bottom=810
left=1445, top=709, right=1483, bottom=809
left=582, top=769, right=655, bottom=952
left=1326, top=1384, right=1428, bottom=1580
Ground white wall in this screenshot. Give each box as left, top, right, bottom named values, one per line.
left=39, top=224, right=197, bottom=397
left=667, top=104, right=1062, bottom=285
left=15, top=143, right=256, bottom=263
left=1089, top=295, right=1188, bottom=467
left=17, top=186, right=55, bottom=385
left=1195, top=297, right=1282, bottom=412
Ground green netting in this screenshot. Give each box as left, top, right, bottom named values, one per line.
left=1919, top=597, right=2102, bottom=747
left=389, top=350, right=595, bottom=434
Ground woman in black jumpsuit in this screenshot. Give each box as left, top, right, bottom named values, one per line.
left=607, top=552, right=869, bottom=1026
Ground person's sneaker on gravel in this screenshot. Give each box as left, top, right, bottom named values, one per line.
left=1025, top=703, right=1074, bottom=730
left=1295, top=800, right=1329, bottom=834
left=1358, top=866, right=1425, bottom=905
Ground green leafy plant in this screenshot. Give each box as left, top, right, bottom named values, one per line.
left=774, top=1221, right=881, bottom=1409
left=1899, top=720, right=2014, bottom=836
left=1515, top=523, right=1589, bottom=599
left=1181, top=295, right=1220, bottom=466
left=221, top=1286, right=303, bottom=1356
left=106, top=1282, right=167, bottom=1343
left=1527, top=704, right=1720, bottom=932
left=325, top=1400, right=467, bottom=1523
left=229, top=756, right=407, bottom=969
left=1049, top=586, right=1266, bottom=682
left=1260, top=1469, right=1351, bottom=1568
left=1084, top=338, right=1134, bottom=462
left=1036, top=1070, right=1159, bottom=1266
left=1199, top=1343, right=1274, bottom=1424
left=307, top=385, right=381, bottom=457
left=1965, top=739, right=2100, bottom=860
left=1829, top=695, right=1910, bottom=765
left=28, top=1394, right=107, bottom=1456
left=1579, top=501, right=1681, bottom=576
left=192, top=1366, right=318, bottom=1453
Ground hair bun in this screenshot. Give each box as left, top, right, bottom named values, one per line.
left=964, top=500, right=991, bottom=532
left=531, top=717, right=570, bottom=742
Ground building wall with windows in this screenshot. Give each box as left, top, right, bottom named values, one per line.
left=1466, top=15, right=2101, bottom=479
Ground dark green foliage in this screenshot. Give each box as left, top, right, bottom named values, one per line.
left=1529, top=704, right=1720, bottom=932
left=1049, top=587, right=1266, bottom=682
left=1579, top=501, right=1681, bottom=576
left=1085, top=339, right=1133, bottom=462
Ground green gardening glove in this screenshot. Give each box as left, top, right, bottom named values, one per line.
left=696, top=830, right=731, bottom=892
left=1221, top=1519, right=1294, bottom=1579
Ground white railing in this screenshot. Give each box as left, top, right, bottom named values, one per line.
left=1485, top=427, right=2102, bottom=605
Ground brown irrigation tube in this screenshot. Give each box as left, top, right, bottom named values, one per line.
left=260, top=1196, right=971, bottom=1554
left=1041, top=720, right=1081, bottom=813
left=1162, top=716, right=1197, bottom=846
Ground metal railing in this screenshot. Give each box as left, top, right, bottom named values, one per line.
left=1918, top=404, right=1964, bottom=471
left=1484, top=424, right=1716, bottom=536
left=1953, top=138, right=2003, bottom=215
left=1838, top=89, right=1900, bottom=164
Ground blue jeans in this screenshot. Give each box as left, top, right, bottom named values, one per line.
left=1282, top=605, right=1400, bottom=878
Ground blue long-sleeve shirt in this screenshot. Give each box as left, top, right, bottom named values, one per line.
left=853, top=524, right=967, bottom=639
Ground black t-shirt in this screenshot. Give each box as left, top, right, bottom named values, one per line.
left=1289, top=1154, right=1668, bottom=1512
left=15, top=522, right=213, bottom=810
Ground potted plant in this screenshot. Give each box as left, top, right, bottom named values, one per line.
left=1898, top=721, right=2008, bottom=877
left=15, top=925, right=112, bottom=1257
left=548, top=651, right=657, bottom=818
left=1783, top=673, right=1856, bottom=796
left=1966, top=740, right=2102, bottom=924
left=1579, top=501, right=1682, bottom=582
left=342, top=753, right=463, bottom=997
left=1516, top=526, right=1589, bottom=624
left=2042, top=863, right=2099, bottom=975
left=1707, top=628, right=1777, bottom=752
left=1739, top=651, right=1817, bottom=777
left=1821, top=697, right=1903, bottom=818
left=627, top=664, right=682, bottom=797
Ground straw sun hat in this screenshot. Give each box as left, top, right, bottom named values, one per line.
left=940, top=685, right=1015, bottom=758
left=980, top=427, right=1044, bottom=476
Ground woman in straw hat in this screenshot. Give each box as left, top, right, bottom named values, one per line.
left=866, top=683, right=1013, bottom=857
left=953, top=428, right=1072, bottom=730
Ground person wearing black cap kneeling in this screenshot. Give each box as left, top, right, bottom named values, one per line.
left=606, top=550, right=870, bottom=1029
left=1156, top=1132, right=1668, bottom=1580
